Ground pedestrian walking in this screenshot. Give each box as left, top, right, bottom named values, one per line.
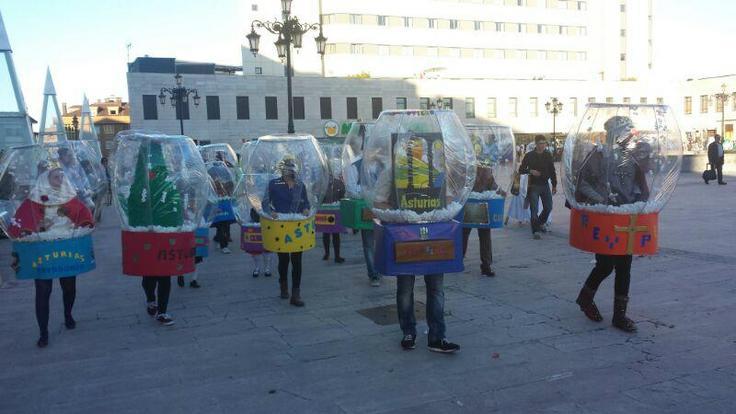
left=706, top=134, right=727, bottom=185
left=518, top=135, right=557, bottom=239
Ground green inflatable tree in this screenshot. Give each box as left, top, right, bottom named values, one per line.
left=127, top=141, right=183, bottom=228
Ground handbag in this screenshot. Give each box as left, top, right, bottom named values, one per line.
left=702, top=163, right=716, bottom=181
left=510, top=172, right=521, bottom=196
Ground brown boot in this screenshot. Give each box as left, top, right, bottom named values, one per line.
left=290, top=288, right=304, bottom=307
left=576, top=285, right=603, bottom=322
left=612, top=295, right=637, bottom=332
left=279, top=278, right=289, bottom=299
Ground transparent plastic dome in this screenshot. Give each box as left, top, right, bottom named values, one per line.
left=68, top=140, right=108, bottom=221
left=340, top=122, right=374, bottom=199
left=466, top=124, right=516, bottom=198
left=233, top=141, right=256, bottom=223
left=199, top=143, right=240, bottom=200
left=243, top=134, right=328, bottom=220
left=362, top=110, right=476, bottom=223
left=0, top=142, right=104, bottom=241
left=111, top=132, right=209, bottom=231
left=563, top=104, right=683, bottom=214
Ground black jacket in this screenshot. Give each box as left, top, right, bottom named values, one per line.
left=708, top=142, right=725, bottom=166
left=519, top=150, right=557, bottom=188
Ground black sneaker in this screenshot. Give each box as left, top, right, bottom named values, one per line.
left=264, top=271, right=272, bottom=277
left=37, top=334, right=49, bottom=348
left=189, top=280, right=201, bottom=289
left=65, top=316, right=76, bottom=330
left=400, top=334, right=416, bottom=350
left=177, top=275, right=185, bottom=287
left=252, top=270, right=259, bottom=278
left=428, top=339, right=460, bottom=354
left=146, top=302, right=158, bottom=316
left=156, top=313, right=175, bottom=326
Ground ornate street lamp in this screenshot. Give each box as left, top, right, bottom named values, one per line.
left=713, top=83, right=731, bottom=138
left=247, top=0, right=326, bottom=133
left=545, top=97, right=563, bottom=146
left=158, top=73, right=200, bottom=135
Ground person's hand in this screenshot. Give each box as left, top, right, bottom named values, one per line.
left=551, top=186, right=557, bottom=195
left=530, top=169, right=541, bottom=177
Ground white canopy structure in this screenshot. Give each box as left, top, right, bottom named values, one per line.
left=37, top=68, right=67, bottom=144
left=0, top=11, right=33, bottom=152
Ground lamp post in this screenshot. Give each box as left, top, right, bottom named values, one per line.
left=158, top=73, right=201, bottom=135
left=545, top=97, right=563, bottom=148
left=246, top=0, right=327, bottom=134
left=713, top=83, right=730, bottom=138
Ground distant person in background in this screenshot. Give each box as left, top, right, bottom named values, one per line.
left=706, top=134, right=727, bottom=185
left=519, top=135, right=557, bottom=240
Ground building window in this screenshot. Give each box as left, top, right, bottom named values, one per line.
left=508, top=97, right=518, bottom=117
left=102, top=124, right=115, bottom=135
left=620, top=53, right=626, bottom=61
left=588, top=97, right=596, bottom=103
left=349, top=14, right=362, bottom=24
left=371, top=97, right=383, bottom=119
left=293, top=96, right=305, bottom=120
left=529, top=97, right=538, bottom=117
left=428, top=18, right=436, bottom=29
left=442, top=97, right=453, bottom=109
left=347, top=97, right=358, bottom=119
left=620, top=29, right=626, bottom=37
left=403, top=17, right=413, bottom=27
left=465, top=98, right=476, bottom=118
left=255, top=67, right=263, bottom=75
left=606, top=97, right=614, bottom=104
left=265, top=96, right=278, bottom=120
left=656, top=97, right=664, bottom=104
left=142, top=95, right=158, bottom=120
left=487, top=97, right=497, bottom=118
left=450, top=19, right=458, bottom=29
left=236, top=96, right=250, bottom=119
left=640, top=97, right=648, bottom=104
left=251, top=4, right=257, bottom=11
left=700, top=95, right=709, bottom=113
left=684, top=96, right=692, bottom=114
left=569, top=97, right=578, bottom=116
left=474, top=21, right=482, bottom=31
left=206, top=96, right=220, bottom=120
left=350, top=44, right=362, bottom=54
left=495, top=22, right=503, bottom=31
left=378, top=15, right=387, bottom=26
left=320, top=97, right=332, bottom=119
left=420, top=97, right=430, bottom=110
left=396, top=97, right=407, bottom=110
left=623, top=97, right=631, bottom=104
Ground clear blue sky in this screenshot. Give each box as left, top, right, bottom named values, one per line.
left=1, top=0, right=734, bottom=117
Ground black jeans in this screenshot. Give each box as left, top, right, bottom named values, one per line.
left=213, top=222, right=232, bottom=249
left=35, top=276, right=76, bottom=336
left=527, top=183, right=553, bottom=234
left=584, top=254, right=632, bottom=296
left=322, top=233, right=341, bottom=258
left=278, top=252, right=302, bottom=289
left=711, top=163, right=724, bottom=183
left=142, top=277, right=171, bottom=313
left=462, top=228, right=492, bottom=270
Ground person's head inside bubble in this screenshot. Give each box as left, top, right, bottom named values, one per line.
left=278, top=155, right=299, bottom=180
left=604, top=115, right=637, bottom=148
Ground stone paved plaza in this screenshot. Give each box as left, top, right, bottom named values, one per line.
left=0, top=172, right=734, bottom=414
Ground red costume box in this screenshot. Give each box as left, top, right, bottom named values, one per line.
left=569, top=209, right=658, bottom=255
left=122, top=231, right=196, bottom=276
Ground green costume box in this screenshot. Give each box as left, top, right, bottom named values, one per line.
left=339, top=198, right=374, bottom=230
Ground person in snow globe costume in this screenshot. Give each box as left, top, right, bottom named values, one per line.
left=316, top=139, right=347, bottom=263
left=243, top=134, right=328, bottom=307
left=199, top=143, right=240, bottom=254
left=563, top=103, right=683, bottom=332
left=461, top=123, right=515, bottom=277
left=361, top=109, right=476, bottom=353
left=112, top=131, right=209, bottom=326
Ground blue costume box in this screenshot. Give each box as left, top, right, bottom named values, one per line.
left=211, top=199, right=236, bottom=224
left=374, top=220, right=463, bottom=276
left=458, top=198, right=505, bottom=229
left=194, top=227, right=209, bottom=258
left=12, top=234, right=96, bottom=280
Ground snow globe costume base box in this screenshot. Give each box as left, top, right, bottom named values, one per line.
left=112, top=132, right=209, bottom=276
left=339, top=122, right=374, bottom=230
left=562, top=104, right=682, bottom=256
left=339, top=198, right=373, bottom=230
left=458, top=198, right=504, bottom=228
left=241, top=223, right=265, bottom=254
left=361, top=110, right=476, bottom=275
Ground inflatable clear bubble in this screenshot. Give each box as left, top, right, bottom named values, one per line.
left=361, top=110, right=476, bottom=223
left=319, top=138, right=345, bottom=205
left=0, top=141, right=103, bottom=241
left=563, top=104, right=683, bottom=214
left=341, top=122, right=374, bottom=199
left=243, top=134, right=328, bottom=221
left=111, top=131, right=209, bottom=231
left=465, top=123, right=516, bottom=198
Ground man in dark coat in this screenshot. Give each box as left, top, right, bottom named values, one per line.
left=706, top=134, right=726, bottom=185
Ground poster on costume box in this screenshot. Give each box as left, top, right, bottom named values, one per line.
left=391, top=132, right=446, bottom=214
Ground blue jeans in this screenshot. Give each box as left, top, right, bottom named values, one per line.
left=396, top=274, right=445, bottom=343
left=361, top=229, right=378, bottom=279
left=527, top=183, right=553, bottom=234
